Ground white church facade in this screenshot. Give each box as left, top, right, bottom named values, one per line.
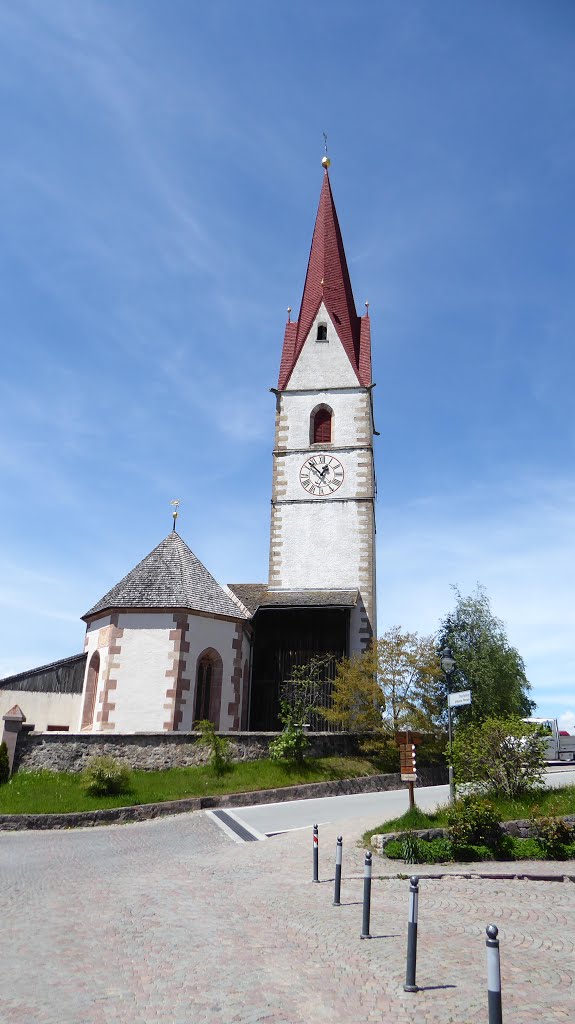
left=1, top=160, right=377, bottom=736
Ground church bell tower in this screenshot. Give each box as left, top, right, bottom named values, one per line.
left=267, top=156, right=376, bottom=653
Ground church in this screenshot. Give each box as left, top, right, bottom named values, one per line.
left=0, top=157, right=377, bottom=736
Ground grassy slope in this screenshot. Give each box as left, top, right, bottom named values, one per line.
left=0, top=756, right=383, bottom=815
left=362, top=786, right=575, bottom=846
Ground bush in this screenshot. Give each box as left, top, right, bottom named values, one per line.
left=384, top=834, right=453, bottom=864
left=532, top=816, right=574, bottom=859
left=508, top=836, right=545, bottom=860
left=446, top=795, right=503, bottom=852
left=194, top=720, right=231, bottom=775
left=0, top=741, right=10, bottom=784
left=452, top=717, right=546, bottom=798
left=269, top=724, right=309, bottom=765
left=81, top=756, right=132, bottom=796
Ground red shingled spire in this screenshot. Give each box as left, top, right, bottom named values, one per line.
left=278, top=169, right=371, bottom=390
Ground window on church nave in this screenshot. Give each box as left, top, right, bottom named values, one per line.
left=316, top=323, right=328, bottom=341
left=313, top=407, right=332, bottom=444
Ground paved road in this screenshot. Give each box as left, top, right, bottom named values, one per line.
left=0, top=793, right=574, bottom=1024
left=232, top=768, right=575, bottom=836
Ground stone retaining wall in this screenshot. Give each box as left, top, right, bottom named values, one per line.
left=13, top=730, right=366, bottom=774
left=0, top=772, right=402, bottom=831
left=371, top=814, right=575, bottom=851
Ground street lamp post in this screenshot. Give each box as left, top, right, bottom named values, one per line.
left=440, top=647, right=456, bottom=805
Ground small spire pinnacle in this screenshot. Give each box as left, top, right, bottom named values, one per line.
left=170, top=499, right=180, bottom=531
left=322, top=131, right=331, bottom=169
left=365, top=301, right=370, bottom=315
left=287, top=306, right=292, bottom=323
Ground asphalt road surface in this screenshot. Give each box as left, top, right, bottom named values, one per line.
left=228, top=766, right=575, bottom=836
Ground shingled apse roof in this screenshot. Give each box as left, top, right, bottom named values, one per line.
left=278, top=169, right=371, bottom=390
left=84, top=531, right=247, bottom=621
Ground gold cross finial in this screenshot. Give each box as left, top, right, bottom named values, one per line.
left=170, top=499, right=180, bottom=531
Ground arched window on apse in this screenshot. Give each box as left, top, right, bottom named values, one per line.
left=194, top=649, right=223, bottom=726
left=312, top=406, right=332, bottom=444
left=81, top=651, right=100, bottom=729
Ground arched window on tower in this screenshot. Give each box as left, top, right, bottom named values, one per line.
left=316, top=323, right=328, bottom=341
left=312, top=406, right=332, bottom=444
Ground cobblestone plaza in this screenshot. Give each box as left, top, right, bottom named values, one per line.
left=1, top=810, right=573, bottom=1023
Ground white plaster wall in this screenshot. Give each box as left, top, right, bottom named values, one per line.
left=278, top=449, right=373, bottom=501
left=80, top=615, right=113, bottom=731
left=280, top=389, right=369, bottom=450
left=273, top=501, right=364, bottom=591
left=0, top=691, right=82, bottom=732
left=111, top=612, right=175, bottom=732
left=288, top=306, right=359, bottom=390
left=181, top=615, right=242, bottom=732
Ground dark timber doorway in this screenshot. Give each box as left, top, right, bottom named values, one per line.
left=248, top=606, right=349, bottom=731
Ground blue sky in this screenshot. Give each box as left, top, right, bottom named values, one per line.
left=0, top=1, right=573, bottom=727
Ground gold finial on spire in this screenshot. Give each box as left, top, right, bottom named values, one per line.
left=287, top=306, right=292, bottom=323
left=170, top=499, right=180, bottom=531
left=322, top=131, right=331, bottom=169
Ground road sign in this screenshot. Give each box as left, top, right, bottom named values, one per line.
left=448, top=689, right=472, bottom=708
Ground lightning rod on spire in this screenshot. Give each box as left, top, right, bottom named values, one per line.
left=170, top=499, right=180, bottom=531
left=322, top=131, right=331, bottom=169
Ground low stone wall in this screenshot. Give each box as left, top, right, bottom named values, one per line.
left=13, top=730, right=365, bottom=774
left=371, top=814, right=575, bottom=852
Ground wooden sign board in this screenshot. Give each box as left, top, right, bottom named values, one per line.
left=395, top=731, right=423, bottom=746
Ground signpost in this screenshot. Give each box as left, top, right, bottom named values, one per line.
left=396, top=731, right=422, bottom=810
left=448, top=690, right=472, bottom=709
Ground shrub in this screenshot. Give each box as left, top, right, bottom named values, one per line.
left=81, top=756, right=132, bottom=796
left=508, top=837, right=545, bottom=860
left=452, top=717, right=546, bottom=798
left=384, top=834, right=453, bottom=864
left=0, top=741, right=10, bottom=784
left=446, top=795, right=502, bottom=852
left=269, top=724, right=309, bottom=765
left=532, top=816, right=574, bottom=859
left=194, top=720, right=231, bottom=775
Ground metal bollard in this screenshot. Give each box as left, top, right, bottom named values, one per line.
left=333, top=836, right=343, bottom=906
left=403, top=875, right=419, bottom=992
left=486, top=924, right=502, bottom=1024
left=360, top=851, right=372, bottom=938
left=312, top=824, right=319, bottom=882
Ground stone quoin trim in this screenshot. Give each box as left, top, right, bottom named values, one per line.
left=164, top=613, right=191, bottom=731
left=97, top=613, right=123, bottom=731
left=81, top=651, right=100, bottom=730
left=227, top=623, right=244, bottom=731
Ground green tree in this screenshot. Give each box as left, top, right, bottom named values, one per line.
left=321, top=647, right=384, bottom=732
left=452, top=716, right=546, bottom=797
left=437, top=585, right=535, bottom=725
left=323, top=628, right=443, bottom=733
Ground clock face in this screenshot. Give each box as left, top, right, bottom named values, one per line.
left=300, top=454, right=344, bottom=496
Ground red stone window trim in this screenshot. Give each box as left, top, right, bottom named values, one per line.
left=81, top=651, right=100, bottom=730
left=193, top=648, right=223, bottom=728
